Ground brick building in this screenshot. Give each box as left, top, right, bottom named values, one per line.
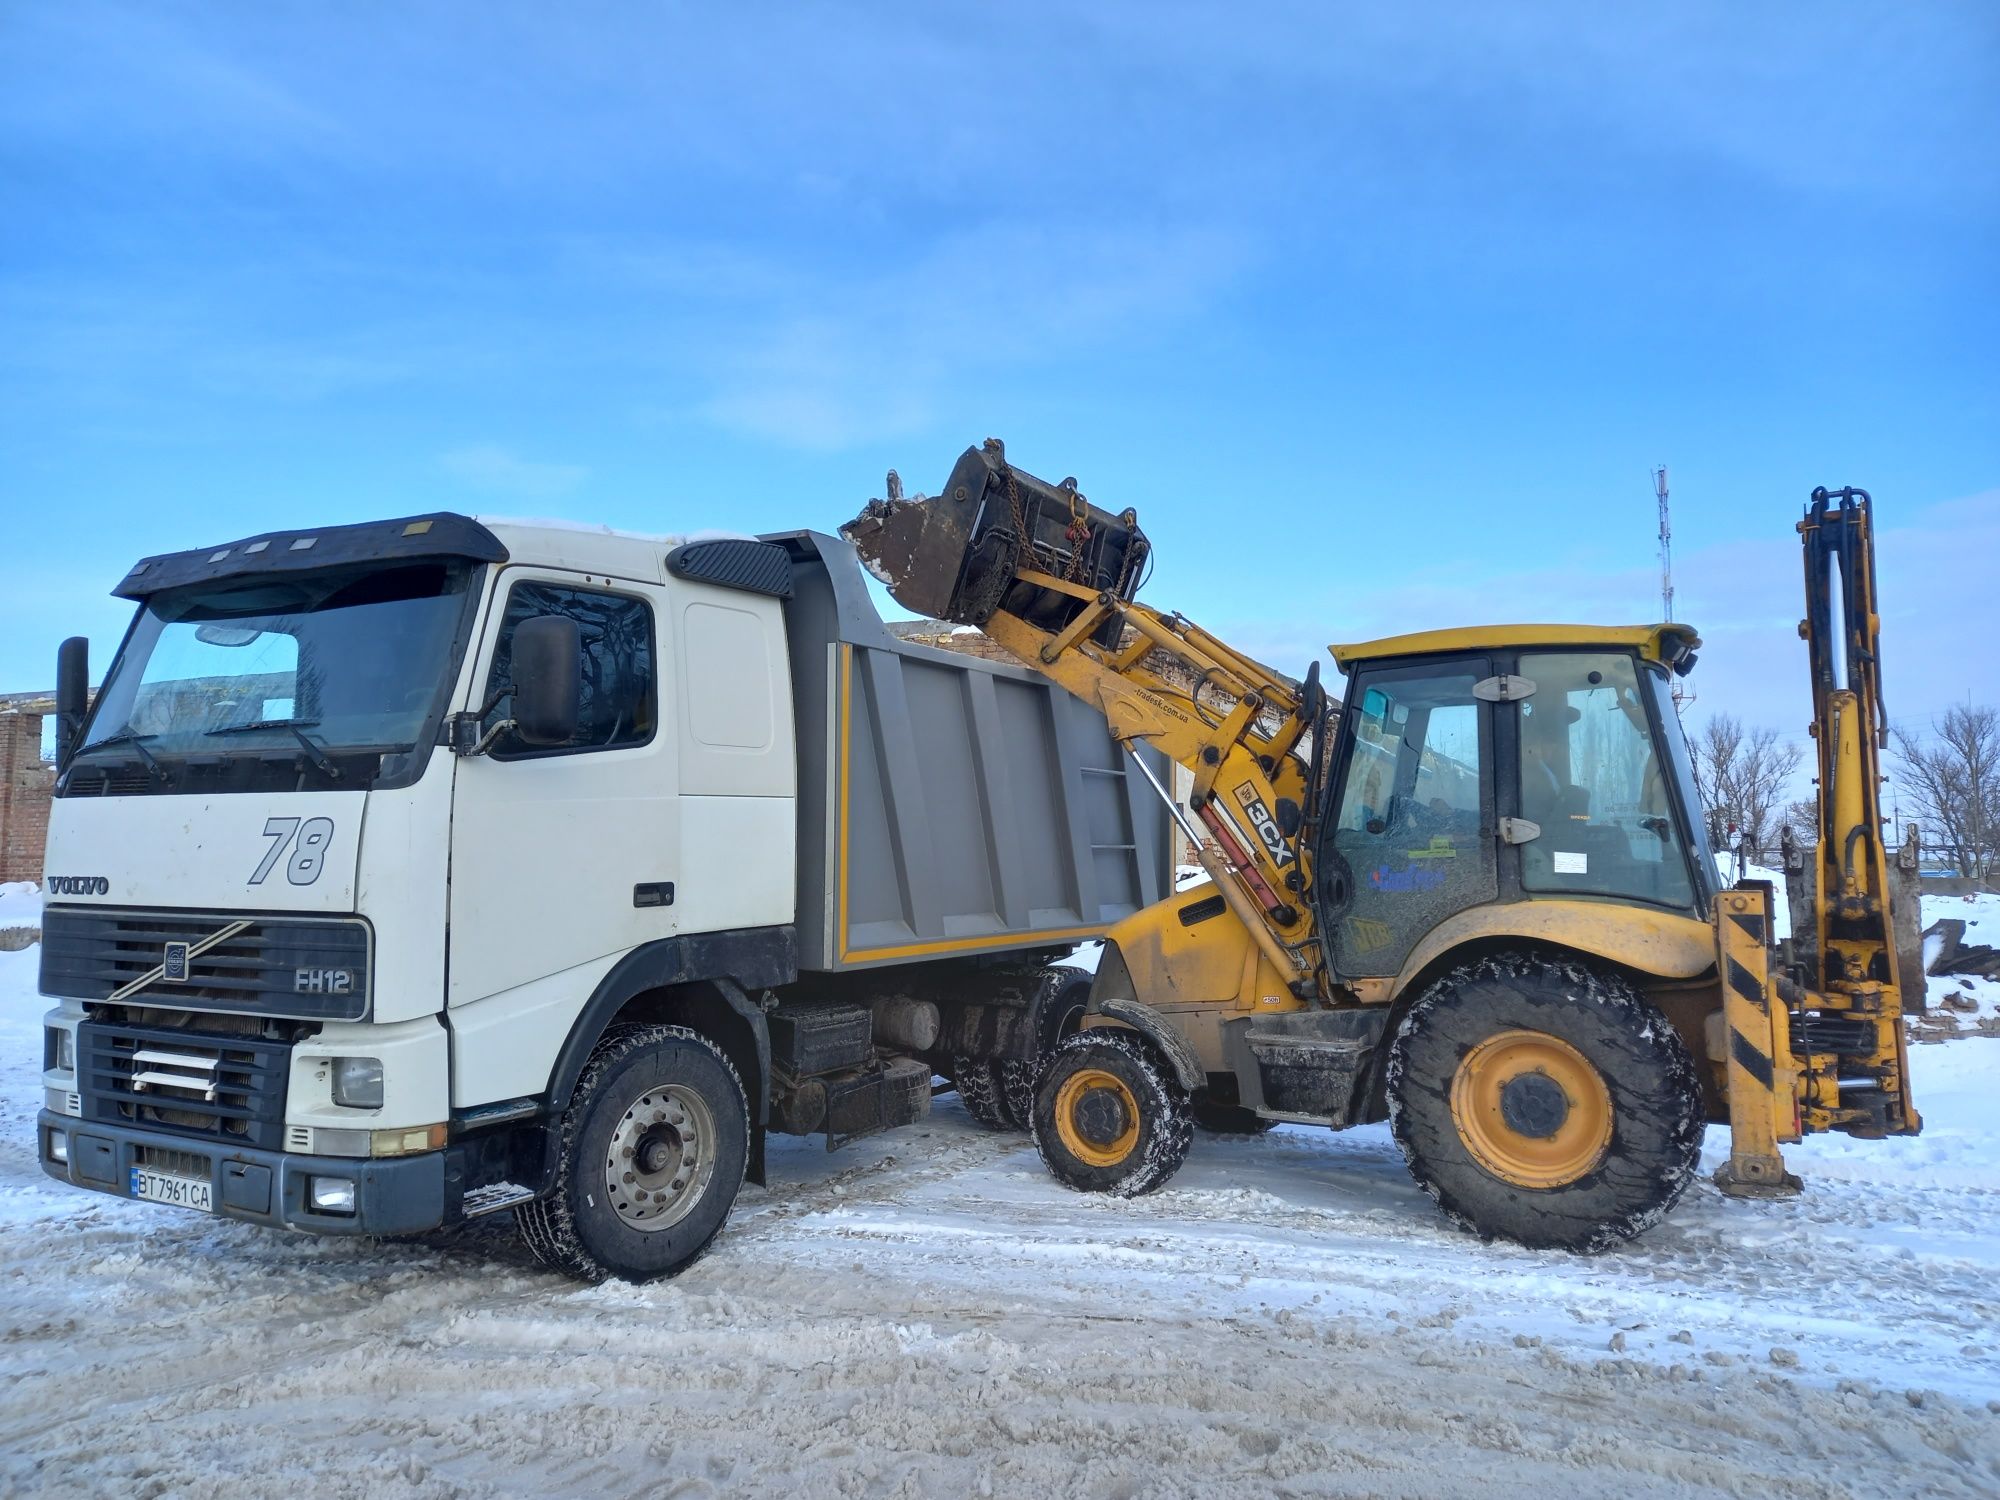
left=0, top=695, right=54, bottom=885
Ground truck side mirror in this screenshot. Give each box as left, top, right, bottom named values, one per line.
left=55, top=636, right=89, bottom=769
left=510, top=615, right=581, bottom=747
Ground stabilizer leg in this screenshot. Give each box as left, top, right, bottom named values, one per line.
left=1713, top=886, right=1804, bottom=1200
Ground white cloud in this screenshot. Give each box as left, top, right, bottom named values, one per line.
left=438, top=445, right=589, bottom=500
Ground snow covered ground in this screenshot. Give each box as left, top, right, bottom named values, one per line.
left=0, top=882, right=41, bottom=924
left=1923, top=888, right=2000, bottom=1034
left=3, top=936, right=1998, bottom=1495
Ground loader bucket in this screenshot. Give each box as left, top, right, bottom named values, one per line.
left=843, top=440, right=1150, bottom=644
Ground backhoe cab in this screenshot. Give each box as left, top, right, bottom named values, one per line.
left=845, top=444, right=1918, bottom=1253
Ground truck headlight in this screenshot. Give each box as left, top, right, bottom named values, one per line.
left=46, top=1128, right=70, bottom=1165
left=331, top=1056, right=384, bottom=1109
left=46, top=1027, right=74, bottom=1073
left=308, top=1175, right=357, bottom=1214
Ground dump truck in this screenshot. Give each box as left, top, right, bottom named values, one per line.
left=845, top=442, right=1919, bottom=1251
left=35, top=517, right=1171, bottom=1281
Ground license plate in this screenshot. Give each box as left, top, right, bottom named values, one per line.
left=130, top=1165, right=213, bottom=1212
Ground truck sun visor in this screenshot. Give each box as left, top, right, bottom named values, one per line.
left=114, top=513, right=509, bottom=600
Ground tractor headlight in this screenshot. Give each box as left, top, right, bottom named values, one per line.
left=331, top=1056, right=384, bottom=1110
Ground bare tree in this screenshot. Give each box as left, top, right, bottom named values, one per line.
left=1892, top=705, right=1998, bottom=880
left=1779, top=797, right=1819, bottom=851
left=1690, top=714, right=1805, bottom=873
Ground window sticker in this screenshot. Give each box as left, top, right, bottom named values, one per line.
left=1552, top=851, right=1589, bottom=874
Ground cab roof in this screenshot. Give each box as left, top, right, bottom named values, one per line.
left=1329, top=622, right=1701, bottom=672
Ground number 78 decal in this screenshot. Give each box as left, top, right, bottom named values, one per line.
left=250, top=816, right=336, bottom=886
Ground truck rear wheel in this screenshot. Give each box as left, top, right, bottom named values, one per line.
left=518, top=1024, right=749, bottom=1283
left=1387, top=953, right=1703, bottom=1253
left=951, top=1057, right=1018, bottom=1130
left=1032, top=1030, right=1192, bottom=1196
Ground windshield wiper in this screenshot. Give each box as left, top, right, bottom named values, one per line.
left=72, top=729, right=172, bottom=783
left=206, top=716, right=323, bottom=736
left=206, top=718, right=341, bottom=780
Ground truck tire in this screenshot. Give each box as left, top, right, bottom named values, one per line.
left=518, top=1024, right=749, bottom=1284
left=1386, top=952, right=1703, bottom=1254
left=1035, top=966, right=1093, bottom=1053
left=954, top=968, right=1095, bottom=1133
left=1032, top=1030, right=1192, bottom=1197
left=952, top=1056, right=1017, bottom=1130
left=999, top=1060, right=1038, bottom=1130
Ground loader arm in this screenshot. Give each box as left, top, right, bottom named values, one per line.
left=844, top=440, right=1328, bottom=996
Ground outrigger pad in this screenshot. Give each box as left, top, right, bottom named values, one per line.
left=843, top=439, right=1151, bottom=642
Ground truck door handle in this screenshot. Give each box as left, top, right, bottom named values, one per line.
left=633, top=882, right=675, bottom=909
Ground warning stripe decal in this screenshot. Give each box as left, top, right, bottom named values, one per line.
left=1730, top=1028, right=1775, bottom=1090
left=1725, top=956, right=1768, bottom=1012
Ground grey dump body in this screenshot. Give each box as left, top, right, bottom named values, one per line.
left=771, top=531, right=1173, bottom=973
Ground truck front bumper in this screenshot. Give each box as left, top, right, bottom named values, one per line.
left=37, top=1110, right=446, bottom=1236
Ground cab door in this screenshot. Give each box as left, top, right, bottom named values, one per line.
left=1318, top=658, right=1497, bottom=978
left=447, top=570, right=680, bottom=1015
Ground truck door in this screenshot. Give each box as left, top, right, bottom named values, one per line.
left=1319, top=659, right=1496, bottom=978
left=447, top=572, right=679, bottom=1015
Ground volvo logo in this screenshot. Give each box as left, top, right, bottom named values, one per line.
left=162, top=942, right=191, bottom=982
left=47, top=876, right=110, bottom=896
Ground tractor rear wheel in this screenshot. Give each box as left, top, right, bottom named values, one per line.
left=1387, top=952, right=1703, bottom=1253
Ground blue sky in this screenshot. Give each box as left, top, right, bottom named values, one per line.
left=3, top=3, right=1995, bottom=775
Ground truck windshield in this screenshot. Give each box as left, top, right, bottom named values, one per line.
left=71, top=560, right=476, bottom=792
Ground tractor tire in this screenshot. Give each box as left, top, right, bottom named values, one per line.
left=952, top=1056, right=1017, bottom=1130
left=1032, top=1030, right=1193, bottom=1197
left=1386, top=952, right=1704, bottom=1254
left=518, top=1024, right=749, bottom=1283
left=1192, top=1099, right=1279, bottom=1135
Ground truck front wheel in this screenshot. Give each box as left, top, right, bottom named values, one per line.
left=1386, top=953, right=1703, bottom=1253
left=518, top=1024, right=749, bottom=1283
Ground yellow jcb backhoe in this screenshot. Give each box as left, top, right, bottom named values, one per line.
left=843, top=442, right=1918, bottom=1252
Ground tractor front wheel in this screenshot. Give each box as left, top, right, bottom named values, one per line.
left=1032, top=1030, right=1192, bottom=1196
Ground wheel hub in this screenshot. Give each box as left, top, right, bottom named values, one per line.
left=1073, top=1086, right=1131, bottom=1148
left=1498, top=1071, right=1571, bottom=1139
left=1449, top=1029, right=1614, bottom=1190
left=1053, top=1066, right=1142, bottom=1169
left=604, top=1084, right=718, bottom=1232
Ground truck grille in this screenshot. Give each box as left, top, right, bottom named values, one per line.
left=78, top=1021, right=291, bottom=1150
left=41, top=907, right=370, bottom=1021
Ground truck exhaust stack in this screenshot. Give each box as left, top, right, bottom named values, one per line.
left=843, top=438, right=1150, bottom=647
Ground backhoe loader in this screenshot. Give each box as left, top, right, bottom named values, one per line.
left=843, top=442, right=1919, bottom=1251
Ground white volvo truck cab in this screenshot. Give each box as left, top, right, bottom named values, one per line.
left=36, top=513, right=1170, bottom=1280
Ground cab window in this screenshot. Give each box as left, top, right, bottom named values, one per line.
left=1517, top=652, right=1693, bottom=909
left=1327, top=667, right=1494, bottom=977
left=482, top=581, right=656, bottom=757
